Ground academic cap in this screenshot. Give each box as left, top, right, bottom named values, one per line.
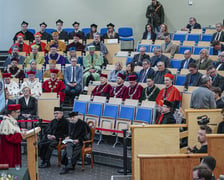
left=21, top=21, right=28, bottom=26
left=56, top=19, right=64, bottom=24
left=40, top=22, right=47, bottom=27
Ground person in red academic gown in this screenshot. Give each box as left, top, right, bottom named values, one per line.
left=8, top=33, right=30, bottom=55
left=92, top=73, right=112, bottom=99
left=123, top=75, right=144, bottom=100
left=0, top=104, right=26, bottom=167
left=29, top=32, right=47, bottom=53
left=110, top=73, right=127, bottom=99
left=156, top=73, right=182, bottom=109
left=42, top=69, right=66, bottom=102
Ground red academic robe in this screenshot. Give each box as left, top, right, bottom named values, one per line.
left=42, top=79, right=66, bottom=101
left=29, top=42, right=47, bottom=54
left=123, top=83, right=143, bottom=100
left=156, top=85, right=182, bottom=106
left=110, top=84, right=127, bottom=99
left=0, top=133, right=22, bottom=168
left=8, top=43, right=30, bottom=55
left=92, top=83, right=112, bottom=98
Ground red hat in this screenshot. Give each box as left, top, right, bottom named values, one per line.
left=8, top=104, right=21, bottom=111
left=73, top=34, right=81, bottom=38
left=128, top=75, right=137, bottom=81
left=26, top=71, right=35, bottom=75
left=164, top=73, right=174, bottom=80
left=2, top=73, right=11, bottom=78
left=100, top=73, right=108, bottom=79
left=16, top=33, right=24, bottom=38
left=117, top=73, right=126, bottom=80
left=50, top=69, right=59, bottom=74
left=34, top=32, right=42, bottom=37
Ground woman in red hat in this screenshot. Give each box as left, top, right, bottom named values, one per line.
left=0, top=104, right=26, bottom=167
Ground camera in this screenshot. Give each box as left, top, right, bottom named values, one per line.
left=197, top=115, right=210, bottom=125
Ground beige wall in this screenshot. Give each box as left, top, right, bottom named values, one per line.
left=0, top=0, right=223, bottom=50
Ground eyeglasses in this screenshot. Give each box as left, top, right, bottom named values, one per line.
left=157, top=65, right=163, bottom=67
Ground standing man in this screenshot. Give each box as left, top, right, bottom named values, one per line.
left=13, top=21, right=34, bottom=42
left=110, top=73, right=127, bottom=99
left=39, top=107, right=69, bottom=168
left=146, top=0, right=164, bottom=32
left=69, top=21, right=85, bottom=41
left=138, top=59, right=155, bottom=83
left=39, top=22, right=52, bottom=42
left=54, top=19, right=68, bottom=42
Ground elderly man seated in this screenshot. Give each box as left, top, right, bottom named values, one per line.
left=182, top=17, right=201, bottom=32
left=45, top=44, right=65, bottom=65
left=154, top=61, right=171, bottom=84
left=216, top=51, right=224, bottom=70
left=43, top=60, right=64, bottom=80
left=2, top=73, right=19, bottom=98
left=179, top=50, right=196, bottom=71
left=138, top=59, right=155, bottom=83
left=132, top=46, right=150, bottom=66
left=150, top=47, right=170, bottom=67
left=66, top=34, right=85, bottom=51
left=9, top=33, right=30, bottom=55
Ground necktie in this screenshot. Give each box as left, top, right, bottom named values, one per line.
left=138, top=55, right=142, bottom=62
left=34, top=54, right=36, bottom=60
left=217, top=63, right=223, bottom=71
left=183, top=59, right=189, bottom=69
left=216, top=32, right=221, bottom=41
left=91, top=55, right=93, bottom=63
left=72, top=67, right=75, bottom=82
left=141, top=70, right=147, bottom=82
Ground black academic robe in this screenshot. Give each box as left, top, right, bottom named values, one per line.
left=102, top=32, right=119, bottom=41
left=69, top=31, right=85, bottom=40
left=155, top=112, right=176, bottom=124
left=39, top=31, right=52, bottom=42
left=19, top=96, right=37, bottom=115
left=86, top=32, right=96, bottom=39
left=140, top=85, right=160, bottom=102
left=13, top=31, right=34, bottom=42
left=54, top=30, right=69, bottom=42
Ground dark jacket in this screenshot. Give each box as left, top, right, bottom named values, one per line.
left=154, top=69, right=171, bottom=84
left=179, top=58, right=196, bottom=71
left=13, top=31, right=34, bottom=42
left=132, top=54, right=150, bottom=66
left=53, top=30, right=69, bottom=42
left=217, top=121, right=224, bottom=133
left=39, top=31, right=52, bottom=42
left=215, top=62, right=224, bottom=71
left=142, top=31, right=156, bottom=42
left=212, top=44, right=224, bottom=55
left=146, top=1, right=164, bottom=26
left=186, top=23, right=201, bottom=32
left=19, top=96, right=37, bottom=115
left=138, top=68, right=155, bottom=83
left=216, top=98, right=224, bottom=109
left=157, top=112, right=176, bottom=124
left=211, top=31, right=224, bottom=42
left=211, top=74, right=224, bottom=90
left=102, top=32, right=119, bottom=41
left=140, top=85, right=160, bottom=102
left=150, top=54, right=171, bottom=67
left=184, top=71, right=203, bottom=89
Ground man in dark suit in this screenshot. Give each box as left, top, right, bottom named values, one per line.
left=150, top=47, right=171, bottom=67
left=132, top=46, right=150, bottom=66
left=211, top=23, right=224, bottom=42
left=182, top=17, right=201, bottom=32
left=179, top=50, right=196, bottom=71
left=138, top=59, right=155, bottom=83
left=64, top=57, right=83, bottom=99
left=13, top=21, right=34, bottom=42
left=216, top=51, right=224, bottom=70
left=212, top=40, right=224, bottom=55
left=54, top=19, right=69, bottom=42
left=69, top=21, right=85, bottom=41
left=184, top=63, right=203, bottom=90
left=208, top=66, right=224, bottom=90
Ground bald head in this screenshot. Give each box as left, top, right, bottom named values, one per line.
left=139, top=46, right=146, bottom=55
left=184, top=50, right=191, bottom=59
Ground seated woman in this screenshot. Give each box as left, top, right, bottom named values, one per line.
left=18, top=86, right=37, bottom=129
left=25, top=59, right=42, bottom=80
left=124, top=62, right=137, bottom=81
left=142, top=24, right=156, bottom=42
left=108, top=62, right=124, bottom=82
left=156, top=24, right=168, bottom=40
left=196, top=49, right=213, bottom=70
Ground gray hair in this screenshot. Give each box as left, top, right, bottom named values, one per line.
left=201, top=75, right=210, bottom=84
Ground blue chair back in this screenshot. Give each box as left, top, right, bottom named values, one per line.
left=171, top=60, right=182, bottom=69
left=45, top=28, right=56, bottom=34
left=87, top=102, right=103, bottom=117
left=135, top=107, right=152, bottom=124
left=193, top=46, right=209, bottom=55
left=100, top=28, right=108, bottom=36
left=150, top=45, right=161, bottom=52
left=178, top=46, right=193, bottom=54
left=209, top=47, right=214, bottom=55
left=187, top=34, right=200, bottom=43
left=28, top=28, right=36, bottom=34
left=201, top=34, right=213, bottom=42
left=103, top=104, right=119, bottom=119
left=175, top=75, right=186, bottom=86
left=173, top=34, right=186, bottom=43
left=126, top=57, right=133, bottom=65
left=118, top=27, right=133, bottom=37
left=119, top=105, right=135, bottom=122
left=73, top=100, right=87, bottom=115
left=137, top=44, right=149, bottom=52
left=81, top=28, right=91, bottom=36
left=63, top=28, right=74, bottom=34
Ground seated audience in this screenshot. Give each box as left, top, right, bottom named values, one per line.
left=192, top=165, right=212, bottom=180
left=9, top=33, right=30, bottom=55
left=217, top=108, right=224, bottom=133
left=211, top=40, right=224, bottom=56
left=190, top=75, right=216, bottom=109
left=124, top=62, right=138, bottom=81
left=2, top=73, right=19, bottom=98
left=215, top=51, right=224, bottom=70
left=211, top=23, right=224, bottom=42
left=123, top=75, right=143, bottom=100
left=155, top=100, right=176, bottom=124
left=4, top=58, right=25, bottom=81
left=110, top=73, right=127, bottom=99
left=45, top=32, right=66, bottom=52
left=39, top=107, right=69, bottom=168
left=19, top=86, right=37, bottom=129
left=60, top=112, right=90, bottom=175
left=64, top=57, right=83, bottom=99
left=13, top=21, right=34, bottom=42
left=86, top=24, right=98, bottom=39
left=188, top=125, right=212, bottom=153
left=142, top=23, right=156, bottom=42
left=66, top=34, right=85, bottom=51
left=43, top=60, right=64, bottom=80
left=69, top=21, right=85, bottom=41
left=138, top=59, right=155, bottom=83
left=207, top=65, right=224, bottom=90
left=42, top=69, right=66, bottom=102
left=25, top=60, right=43, bottom=80
left=65, top=47, right=82, bottom=65
left=196, top=49, right=213, bottom=70
left=150, top=47, right=170, bottom=67
left=154, top=61, right=171, bottom=84
left=161, top=33, right=177, bottom=58
left=102, top=23, right=119, bottom=41
left=156, top=23, right=168, bottom=40
left=211, top=87, right=224, bottom=108
left=179, top=50, right=196, bottom=71
left=24, top=44, right=45, bottom=67
left=200, top=156, right=216, bottom=180
left=182, top=17, right=201, bottom=32
left=109, top=62, right=124, bottom=82
left=4, top=45, right=25, bottom=69
left=39, top=22, right=52, bottom=42
left=4, top=89, right=15, bottom=113
left=132, top=46, right=150, bottom=66
left=29, top=32, right=47, bottom=53
left=184, top=63, right=203, bottom=90
left=156, top=73, right=182, bottom=109
left=92, top=73, right=112, bottom=99
left=83, top=46, right=103, bottom=86
left=140, top=77, right=160, bottom=102
left=45, top=44, right=65, bottom=65
left=54, top=19, right=68, bottom=42
left=20, top=71, right=42, bottom=98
